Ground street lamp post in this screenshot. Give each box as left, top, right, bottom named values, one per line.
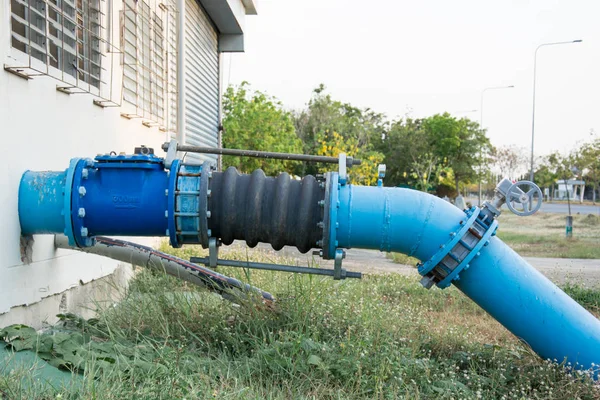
left=478, top=85, right=514, bottom=205
left=529, top=39, right=583, bottom=182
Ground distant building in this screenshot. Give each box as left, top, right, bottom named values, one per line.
left=554, top=179, right=585, bottom=202
left=0, top=0, right=256, bottom=327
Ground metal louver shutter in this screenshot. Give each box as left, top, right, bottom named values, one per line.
left=184, top=0, right=219, bottom=163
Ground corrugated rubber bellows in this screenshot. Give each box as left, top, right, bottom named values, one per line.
left=207, top=167, right=323, bottom=253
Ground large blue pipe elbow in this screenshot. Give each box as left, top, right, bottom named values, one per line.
left=334, top=184, right=600, bottom=374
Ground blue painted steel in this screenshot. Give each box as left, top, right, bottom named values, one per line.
left=436, top=218, right=498, bottom=289
left=68, top=155, right=168, bottom=246
left=173, top=163, right=203, bottom=246
left=19, top=170, right=69, bottom=235
left=333, top=181, right=600, bottom=374
left=63, top=158, right=82, bottom=245
left=456, top=238, right=600, bottom=374
left=19, top=154, right=172, bottom=247
left=417, top=207, right=480, bottom=276
left=167, top=159, right=181, bottom=247
left=324, top=173, right=340, bottom=257
left=70, top=158, right=95, bottom=247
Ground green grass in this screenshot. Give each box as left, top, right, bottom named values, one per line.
left=495, top=212, right=600, bottom=259
left=1, top=246, right=599, bottom=399
left=388, top=212, right=600, bottom=261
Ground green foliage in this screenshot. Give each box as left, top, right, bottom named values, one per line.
left=1, top=259, right=598, bottom=399
left=221, top=83, right=493, bottom=193
left=563, top=284, right=600, bottom=312
left=294, top=85, right=386, bottom=177
left=375, top=114, right=489, bottom=194
left=315, top=131, right=384, bottom=185
left=376, top=118, right=439, bottom=190
left=423, top=113, right=490, bottom=193
left=579, top=136, right=600, bottom=202
left=222, top=82, right=302, bottom=175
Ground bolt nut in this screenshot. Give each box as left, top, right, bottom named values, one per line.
left=78, top=186, right=86, bottom=196
left=207, top=229, right=212, bottom=237
left=317, top=221, right=324, bottom=229
left=164, top=210, right=168, bottom=218
left=81, top=169, right=89, bottom=179
left=207, top=189, right=212, bottom=197
left=80, top=227, right=88, bottom=237
left=318, top=200, right=325, bottom=207
left=166, top=229, right=170, bottom=236
left=77, top=208, right=86, bottom=218
left=206, top=211, right=211, bottom=218
left=165, top=189, right=169, bottom=196
left=316, top=240, right=323, bottom=247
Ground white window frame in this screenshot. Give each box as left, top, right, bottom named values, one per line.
left=121, top=0, right=166, bottom=125
left=9, top=0, right=104, bottom=90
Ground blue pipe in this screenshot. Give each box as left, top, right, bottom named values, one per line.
left=333, top=182, right=600, bottom=374
left=17, top=152, right=600, bottom=376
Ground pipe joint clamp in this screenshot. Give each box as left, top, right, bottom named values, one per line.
left=418, top=206, right=498, bottom=289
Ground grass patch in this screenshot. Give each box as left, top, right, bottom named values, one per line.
left=1, top=246, right=599, bottom=399
left=387, top=212, right=600, bottom=262
left=496, top=212, right=600, bottom=259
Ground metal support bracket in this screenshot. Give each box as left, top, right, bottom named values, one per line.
left=333, top=249, right=345, bottom=280
left=338, top=153, right=347, bottom=185
left=208, top=237, right=219, bottom=268
left=164, top=139, right=178, bottom=169
left=189, top=256, right=362, bottom=279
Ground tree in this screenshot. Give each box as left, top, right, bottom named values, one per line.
left=422, top=113, right=490, bottom=194
left=294, top=85, right=387, bottom=176
left=222, top=83, right=302, bottom=175
left=580, top=137, right=600, bottom=203
left=315, top=131, right=384, bottom=186
left=373, top=118, right=421, bottom=187
left=386, top=118, right=440, bottom=191
left=492, top=145, right=528, bottom=181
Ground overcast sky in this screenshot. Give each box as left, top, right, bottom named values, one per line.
left=225, top=0, right=599, bottom=157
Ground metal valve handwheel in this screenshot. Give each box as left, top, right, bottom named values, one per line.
left=506, top=181, right=543, bottom=216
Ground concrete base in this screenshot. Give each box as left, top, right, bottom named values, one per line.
left=0, top=263, right=134, bottom=330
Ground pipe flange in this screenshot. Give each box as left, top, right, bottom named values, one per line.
left=69, top=158, right=96, bottom=247
left=418, top=207, right=498, bottom=289
left=63, top=158, right=83, bottom=246
left=321, top=172, right=340, bottom=259
left=167, top=159, right=181, bottom=247
left=198, top=160, right=215, bottom=248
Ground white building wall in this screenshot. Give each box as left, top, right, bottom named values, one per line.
left=0, top=0, right=166, bottom=318
left=0, top=0, right=255, bottom=325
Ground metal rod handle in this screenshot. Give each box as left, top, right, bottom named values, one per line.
left=163, top=143, right=362, bottom=166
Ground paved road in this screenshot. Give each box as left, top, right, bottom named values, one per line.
left=466, top=197, right=600, bottom=215
left=538, top=202, right=600, bottom=215
left=230, top=244, right=600, bottom=287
